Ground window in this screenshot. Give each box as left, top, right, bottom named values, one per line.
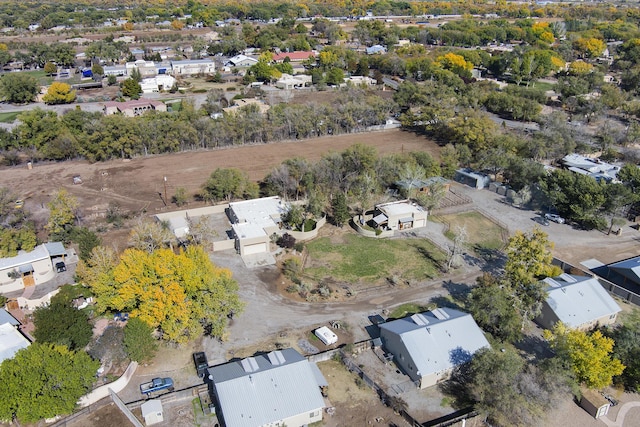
left=610, top=314, right=616, bottom=319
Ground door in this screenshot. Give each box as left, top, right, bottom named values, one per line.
left=243, top=242, right=267, bottom=255
left=23, top=273, right=35, bottom=287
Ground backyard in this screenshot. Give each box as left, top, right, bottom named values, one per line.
left=304, top=232, right=446, bottom=286
left=438, top=211, right=507, bottom=252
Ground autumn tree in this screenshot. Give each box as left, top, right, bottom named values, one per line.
left=46, top=189, right=79, bottom=241
left=43, top=82, right=76, bottom=105
left=544, top=322, right=625, bottom=389
left=0, top=344, right=99, bottom=423
left=82, top=246, right=243, bottom=343
left=505, top=229, right=560, bottom=324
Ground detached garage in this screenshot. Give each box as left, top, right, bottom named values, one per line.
left=232, top=223, right=270, bottom=256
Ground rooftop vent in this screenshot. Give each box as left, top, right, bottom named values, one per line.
left=241, top=357, right=260, bottom=373
left=410, top=313, right=429, bottom=326
left=267, top=350, right=286, bottom=366
left=431, top=308, right=450, bottom=320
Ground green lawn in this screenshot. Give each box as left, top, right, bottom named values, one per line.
left=0, top=112, right=20, bottom=123
left=22, top=70, right=54, bottom=85
left=388, top=302, right=435, bottom=320
left=304, top=233, right=446, bottom=284
left=440, top=211, right=506, bottom=251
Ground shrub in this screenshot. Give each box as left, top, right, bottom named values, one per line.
left=277, top=233, right=296, bottom=249
left=282, top=257, right=302, bottom=279
left=123, top=318, right=158, bottom=363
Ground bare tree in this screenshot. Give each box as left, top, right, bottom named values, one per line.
left=128, top=218, right=175, bottom=253
left=446, top=225, right=468, bottom=271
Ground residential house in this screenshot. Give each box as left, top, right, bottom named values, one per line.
left=0, top=243, right=67, bottom=294
left=170, top=59, right=215, bottom=75
left=272, top=51, right=317, bottom=63
left=0, top=322, right=30, bottom=364
left=275, top=73, right=312, bottom=89
left=208, top=348, right=326, bottom=427
left=396, top=176, right=451, bottom=196
left=126, top=59, right=158, bottom=78
left=226, top=54, right=259, bottom=68
left=561, top=154, right=621, bottom=183
left=103, top=99, right=167, bottom=117
left=371, top=200, right=428, bottom=231
left=535, top=274, right=621, bottom=330
left=600, top=256, right=640, bottom=294
left=379, top=308, right=490, bottom=388
left=140, top=75, right=176, bottom=93
left=103, top=65, right=127, bottom=77
left=343, top=76, right=376, bottom=86
left=228, top=196, right=287, bottom=256
left=366, top=44, right=387, bottom=55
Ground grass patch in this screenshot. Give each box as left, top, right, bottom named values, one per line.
left=440, top=211, right=506, bottom=251
left=530, top=81, right=555, bottom=92
left=304, top=233, right=445, bottom=284
left=0, top=112, right=20, bottom=123
left=388, top=302, right=434, bottom=320
left=22, top=70, right=54, bottom=85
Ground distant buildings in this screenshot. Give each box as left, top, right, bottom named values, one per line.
left=103, top=99, right=167, bottom=117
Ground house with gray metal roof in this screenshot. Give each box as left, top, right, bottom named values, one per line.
left=0, top=242, right=67, bottom=294
left=535, top=274, right=621, bottom=330
left=379, top=307, right=490, bottom=389
left=208, top=348, right=326, bottom=427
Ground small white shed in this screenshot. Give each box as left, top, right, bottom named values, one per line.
left=315, top=326, right=338, bottom=345
left=141, top=399, right=164, bottom=426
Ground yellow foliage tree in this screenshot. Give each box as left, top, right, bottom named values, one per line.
left=81, top=246, right=243, bottom=343
left=568, top=60, right=594, bottom=75
left=171, top=20, right=184, bottom=30
left=46, top=188, right=79, bottom=237
left=573, top=38, right=606, bottom=58
left=550, top=56, right=566, bottom=71
left=544, top=322, right=625, bottom=389
left=43, top=82, right=76, bottom=105
left=436, top=52, right=473, bottom=77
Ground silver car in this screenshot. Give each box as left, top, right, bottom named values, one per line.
left=544, top=213, right=565, bottom=224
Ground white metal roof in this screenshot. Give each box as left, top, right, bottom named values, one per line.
left=543, top=275, right=621, bottom=328
left=0, top=323, right=30, bottom=363
left=209, top=348, right=325, bottom=427
left=380, top=308, right=489, bottom=378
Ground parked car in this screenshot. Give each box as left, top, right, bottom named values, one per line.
left=55, top=261, right=66, bottom=272
left=533, top=216, right=550, bottom=226
left=544, top=213, right=565, bottom=224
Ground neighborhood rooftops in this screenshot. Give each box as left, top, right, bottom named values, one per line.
left=562, top=154, right=620, bottom=183
left=208, top=348, right=325, bottom=427
left=272, top=51, right=317, bottom=62
left=0, top=242, right=66, bottom=271
left=542, top=274, right=621, bottom=328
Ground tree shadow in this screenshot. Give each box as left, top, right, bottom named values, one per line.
left=474, top=247, right=507, bottom=275
left=429, top=295, right=465, bottom=311
left=438, top=362, right=475, bottom=410
left=515, top=333, right=554, bottom=360
left=414, top=245, right=446, bottom=271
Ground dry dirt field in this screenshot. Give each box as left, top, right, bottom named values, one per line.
left=0, top=128, right=439, bottom=242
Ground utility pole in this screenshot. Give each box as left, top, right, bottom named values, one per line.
left=163, top=176, right=168, bottom=206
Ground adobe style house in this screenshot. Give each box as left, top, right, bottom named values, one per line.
left=535, top=274, right=621, bottom=330
left=103, top=99, right=167, bottom=117
left=379, top=308, right=490, bottom=389
left=371, top=200, right=428, bottom=231
left=208, top=348, right=326, bottom=427
left=228, top=196, right=288, bottom=256
left=0, top=243, right=67, bottom=294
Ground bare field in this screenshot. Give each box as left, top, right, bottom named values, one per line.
left=0, top=129, right=439, bottom=226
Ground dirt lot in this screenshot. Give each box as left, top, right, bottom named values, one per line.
left=0, top=128, right=438, bottom=244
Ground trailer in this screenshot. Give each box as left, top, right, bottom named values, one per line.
left=140, top=377, right=174, bottom=395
